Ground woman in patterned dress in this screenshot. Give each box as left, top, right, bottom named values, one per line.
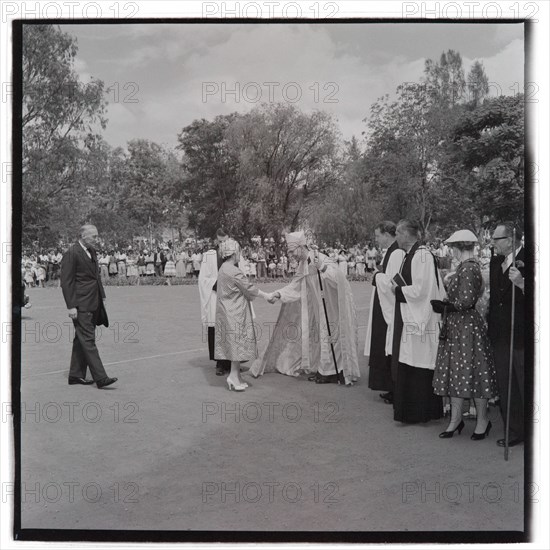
left=164, top=252, right=177, bottom=277
left=431, top=230, right=498, bottom=440
left=214, top=239, right=271, bottom=391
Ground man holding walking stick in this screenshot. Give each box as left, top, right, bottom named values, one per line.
left=488, top=222, right=525, bottom=448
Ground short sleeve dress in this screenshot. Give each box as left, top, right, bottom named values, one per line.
left=432, top=259, right=498, bottom=399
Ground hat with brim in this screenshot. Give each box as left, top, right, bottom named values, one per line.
left=445, top=230, right=478, bottom=244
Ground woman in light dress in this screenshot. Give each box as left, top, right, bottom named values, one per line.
left=164, top=252, right=177, bottom=280
left=337, top=249, right=348, bottom=275
left=175, top=250, right=187, bottom=277
left=98, top=252, right=110, bottom=281
left=214, top=239, right=271, bottom=391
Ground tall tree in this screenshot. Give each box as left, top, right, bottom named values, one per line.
left=467, top=60, right=490, bottom=107
left=448, top=94, right=524, bottom=226
left=226, top=103, right=340, bottom=243
left=22, top=24, right=107, bottom=247
left=176, top=113, right=240, bottom=240
left=423, top=49, right=466, bottom=106
left=363, top=82, right=460, bottom=237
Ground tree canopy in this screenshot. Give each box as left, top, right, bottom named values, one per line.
left=22, top=25, right=524, bottom=249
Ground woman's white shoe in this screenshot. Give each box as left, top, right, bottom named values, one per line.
left=226, top=376, right=246, bottom=391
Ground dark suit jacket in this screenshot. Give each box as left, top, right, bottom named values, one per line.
left=60, top=242, right=109, bottom=326
left=488, top=247, right=524, bottom=350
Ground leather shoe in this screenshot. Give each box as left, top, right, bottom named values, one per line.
left=315, top=374, right=339, bottom=384
left=68, top=377, right=94, bottom=385
left=497, top=437, right=523, bottom=447
left=379, top=391, right=393, bottom=404
left=97, top=377, right=118, bottom=388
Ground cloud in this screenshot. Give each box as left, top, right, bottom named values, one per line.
left=73, top=57, right=92, bottom=82
left=78, top=24, right=524, bottom=149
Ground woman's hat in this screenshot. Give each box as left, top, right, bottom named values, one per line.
left=445, top=230, right=478, bottom=243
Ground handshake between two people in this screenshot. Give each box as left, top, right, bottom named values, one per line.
left=258, top=290, right=281, bottom=304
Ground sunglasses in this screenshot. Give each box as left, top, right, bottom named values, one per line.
left=491, top=236, right=509, bottom=240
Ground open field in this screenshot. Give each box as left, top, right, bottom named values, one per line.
left=18, top=283, right=524, bottom=533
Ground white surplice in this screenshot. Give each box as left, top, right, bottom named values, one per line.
left=198, top=250, right=218, bottom=328
left=384, top=246, right=446, bottom=370
left=363, top=245, right=406, bottom=356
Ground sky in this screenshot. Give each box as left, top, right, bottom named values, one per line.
left=62, top=22, right=525, bottom=150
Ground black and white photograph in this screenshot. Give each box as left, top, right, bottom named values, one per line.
left=1, top=0, right=548, bottom=546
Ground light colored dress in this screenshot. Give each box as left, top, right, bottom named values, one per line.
left=355, top=254, right=365, bottom=276
left=214, top=262, right=259, bottom=361
left=99, top=256, right=110, bottom=280
left=164, top=256, right=176, bottom=277
left=338, top=253, right=348, bottom=275
left=35, top=263, right=46, bottom=282
left=126, top=258, right=138, bottom=277
left=176, top=253, right=186, bottom=277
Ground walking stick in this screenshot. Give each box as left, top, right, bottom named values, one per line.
left=314, top=249, right=344, bottom=385
left=504, top=229, right=516, bottom=461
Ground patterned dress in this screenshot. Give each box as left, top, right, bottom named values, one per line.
left=433, top=259, right=498, bottom=399
left=214, top=261, right=259, bottom=361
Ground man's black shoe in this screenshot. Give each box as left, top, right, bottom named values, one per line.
left=215, top=365, right=225, bottom=376
left=315, top=374, right=339, bottom=384
left=68, top=377, right=94, bottom=385
left=97, top=377, right=118, bottom=388
left=497, top=438, right=523, bottom=447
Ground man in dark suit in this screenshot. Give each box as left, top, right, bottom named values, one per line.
left=60, top=225, right=118, bottom=388
left=488, top=222, right=524, bottom=447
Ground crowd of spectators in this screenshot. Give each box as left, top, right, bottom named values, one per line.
left=21, top=235, right=497, bottom=287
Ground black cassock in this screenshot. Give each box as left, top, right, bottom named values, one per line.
left=367, top=240, right=401, bottom=392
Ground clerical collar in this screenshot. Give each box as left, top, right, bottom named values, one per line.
left=403, top=241, right=418, bottom=254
